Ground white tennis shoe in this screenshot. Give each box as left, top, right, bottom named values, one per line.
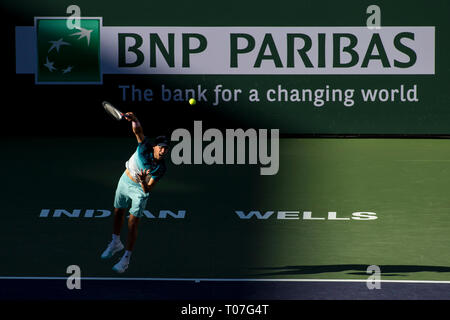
left=112, top=259, right=129, bottom=274
left=101, top=240, right=124, bottom=259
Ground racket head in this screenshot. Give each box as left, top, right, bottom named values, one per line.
left=102, top=101, right=124, bottom=120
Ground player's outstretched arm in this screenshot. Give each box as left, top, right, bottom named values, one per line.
left=124, top=112, right=144, bottom=143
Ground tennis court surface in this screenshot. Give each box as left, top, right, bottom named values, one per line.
left=1, top=137, right=449, bottom=300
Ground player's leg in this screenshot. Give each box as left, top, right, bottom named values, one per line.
left=101, top=172, right=130, bottom=259
left=112, top=190, right=148, bottom=273
left=113, top=208, right=127, bottom=236
left=101, top=207, right=127, bottom=259
left=125, top=213, right=140, bottom=252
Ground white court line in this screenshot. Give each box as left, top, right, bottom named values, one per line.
left=0, top=277, right=449, bottom=284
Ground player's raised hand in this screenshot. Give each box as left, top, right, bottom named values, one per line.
left=124, top=112, right=138, bottom=122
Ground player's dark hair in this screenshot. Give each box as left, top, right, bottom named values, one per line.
left=155, top=135, right=169, bottom=147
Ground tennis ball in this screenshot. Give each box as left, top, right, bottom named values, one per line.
left=189, top=98, right=196, bottom=105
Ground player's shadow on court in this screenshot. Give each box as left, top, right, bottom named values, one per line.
left=250, top=265, right=450, bottom=277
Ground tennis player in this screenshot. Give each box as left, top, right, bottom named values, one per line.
left=101, top=112, right=169, bottom=273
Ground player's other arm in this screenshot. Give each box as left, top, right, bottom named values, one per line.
left=124, top=112, right=144, bottom=143
left=137, top=169, right=157, bottom=194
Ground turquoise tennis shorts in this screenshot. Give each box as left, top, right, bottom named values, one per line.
left=114, top=171, right=149, bottom=218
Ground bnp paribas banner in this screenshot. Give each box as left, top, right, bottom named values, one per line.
left=13, top=2, right=450, bottom=135
left=17, top=18, right=435, bottom=83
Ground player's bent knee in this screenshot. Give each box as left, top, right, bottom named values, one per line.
left=114, top=208, right=127, bottom=216
left=128, top=214, right=140, bottom=227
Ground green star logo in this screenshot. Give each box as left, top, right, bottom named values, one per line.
left=35, top=18, right=101, bottom=84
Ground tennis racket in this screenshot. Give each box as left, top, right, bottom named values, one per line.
left=102, top=101, right=129, bottom=120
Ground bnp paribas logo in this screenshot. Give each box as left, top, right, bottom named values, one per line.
left=35, top=17, right=101, bottom=84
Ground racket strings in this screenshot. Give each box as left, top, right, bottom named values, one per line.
left=103, top=102, right=123, bottom=120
